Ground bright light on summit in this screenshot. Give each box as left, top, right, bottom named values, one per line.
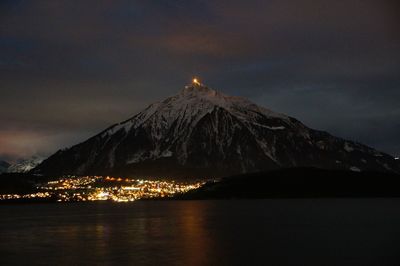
left=192, top=78, right=200, bottom=85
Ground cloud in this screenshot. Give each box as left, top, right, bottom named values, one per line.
left=0, top=0, right=399, bottom=159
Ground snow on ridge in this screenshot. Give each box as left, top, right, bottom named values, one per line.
left=126, top=151, right=146, bottom=164
left=101, top=102, right=162, bottom=138
left=350, top=166, right=361, bottom=172
left=7, top=156, right=45, bottom=173
left=181, top=84, right=289, bottom=120
left=250, top=122, right=285, bottom=130
left=344, top=142, right=354, bottom=152
left=96, top=83, right=298, bottom=163
left=102, top=84, right=292, bottom=141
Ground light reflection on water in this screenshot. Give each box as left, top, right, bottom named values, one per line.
left=1, top=199, right=400, bottom=265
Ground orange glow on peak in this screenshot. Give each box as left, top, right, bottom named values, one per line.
left=192, top=78, right=200, bottom=85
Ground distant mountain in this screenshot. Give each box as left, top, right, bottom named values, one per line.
left=0, top=160, right=10, bottom=174
left=33, top=82, right=400, bottom=178
left=178, top=168, right=400, bottom=199
left=8, top=156, right=45, bottom=173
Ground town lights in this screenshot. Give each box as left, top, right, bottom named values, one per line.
left=0, top=175, right=204, bottom=202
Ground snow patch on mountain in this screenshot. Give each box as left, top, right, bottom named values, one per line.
left=350, top=166, right=361, bottom=172
left=344, top=142, right=354, bottom=152
left=252, top=122, right=285, bottom=130
left=8, top=156, right=45, bottom=173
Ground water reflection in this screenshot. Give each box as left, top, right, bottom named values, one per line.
left=176, top=202, right=213, bottom=266
left=1, top=200, right=400, bottom=265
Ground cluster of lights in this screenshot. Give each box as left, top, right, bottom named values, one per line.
left=0, top=192, right=51, bottom=200
left=83, top=180, right=203, bottom=202
left=38, top=175, right=102, bottom=190
left=0, top=176, right=204, bottom=202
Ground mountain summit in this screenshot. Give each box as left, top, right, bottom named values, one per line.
left=34, top=82, right=400, bottom=178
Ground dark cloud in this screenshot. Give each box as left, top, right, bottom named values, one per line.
left=0, top=0, right=399, bottom=160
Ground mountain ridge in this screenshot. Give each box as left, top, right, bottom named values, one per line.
left=33, top=83, right=400, bottom=178
left=177, top=167, right=400, bottom=199
left=8, top=156, right=45, bottom=173
left=0, top=160, right=10, bottom=174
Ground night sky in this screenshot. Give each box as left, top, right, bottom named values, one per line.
left=1, top=0, right=399, bottom=161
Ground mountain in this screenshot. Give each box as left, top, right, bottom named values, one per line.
left=8, top=156, right=45, bottom=173
left=33, top=82, right=400, bottom=178
left=0, top=160, right=10, bottom=174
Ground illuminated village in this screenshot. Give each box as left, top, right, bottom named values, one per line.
left=0, top=176, right=204, bottom=202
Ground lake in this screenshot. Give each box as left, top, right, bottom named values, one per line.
left=1, top=199, right=400, bottom=265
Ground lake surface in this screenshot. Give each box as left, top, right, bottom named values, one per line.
left=1, top=199, right=400, bottom=266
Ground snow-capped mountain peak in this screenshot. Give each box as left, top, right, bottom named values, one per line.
left=103, top=83, right=289, bottom=138
left=8, top=156, right=45, bottom=173
left=33, top=83, right=400, bottom=178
